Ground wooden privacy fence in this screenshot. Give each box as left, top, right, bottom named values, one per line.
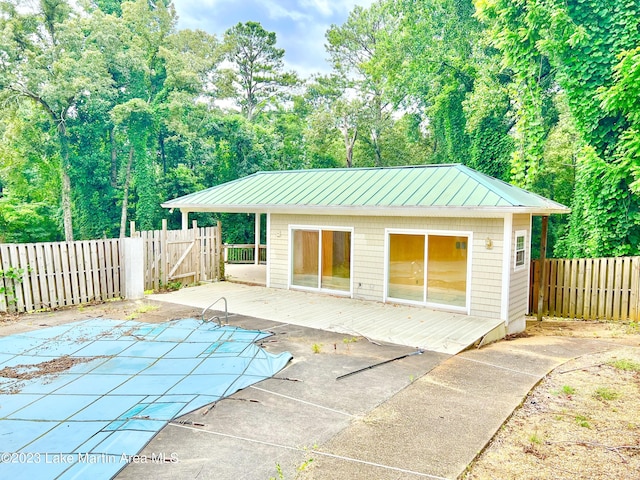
left=529, top=257, right=640, bottom=321
left=139, top=220, right=223, bottom=291
left=0, top=239, right=122, bottom=313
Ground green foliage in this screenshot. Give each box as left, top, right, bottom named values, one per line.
left=0, top=0, right=639, bottom=261
left=593, top=387, right=620, bottom=402
left=0, top=266, right=25, bottom=309
left=0, top=200, right=61, bottom=243
left=600, top=47, right=640, bottom=195
left=575, top=414, right=591, bottom=429
left=607, top=359, right=640, bottom=372
left=555, top=146, right=640, bottom=257
left=476, top=0, right=640, bottom=256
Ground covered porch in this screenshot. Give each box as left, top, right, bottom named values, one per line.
left=148, top=279, right=505, bottom=355
left=225, top=262, right=268, bottom=285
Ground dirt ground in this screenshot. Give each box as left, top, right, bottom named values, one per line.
left=2, top=303, right=640, bottom=479
left=465, top=318, right=640, bottom=480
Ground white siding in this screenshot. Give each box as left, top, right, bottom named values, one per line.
left=507, top=214, right=532, bottom=332
left=269, top=214, right=506, bottom=319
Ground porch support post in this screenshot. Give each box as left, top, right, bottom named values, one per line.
left=537, top=215, right=549, bottom=321
left=254, top=213, right=261, bottom=265
left=121, top=237, right=144, bottom=299
left=181, top=210, right=189, bottom=230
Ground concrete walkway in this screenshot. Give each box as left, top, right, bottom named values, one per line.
left=117, top=304, right=626, bottom=480
left=149, top=282, right=503, bottom=355
left=294, top=334, right=621, bottom=479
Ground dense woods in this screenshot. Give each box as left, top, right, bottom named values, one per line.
left=0, top=0, right=638, bottom=258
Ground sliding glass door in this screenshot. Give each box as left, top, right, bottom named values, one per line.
left=291, top=227, right=352, bottom=294
left=387, top=231, right=469, bottom=310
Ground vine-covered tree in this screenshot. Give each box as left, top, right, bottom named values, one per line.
left=0, top=0, right=113, bottom=240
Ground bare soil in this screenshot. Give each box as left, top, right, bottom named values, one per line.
left=465, top=318, right=640, bottom=480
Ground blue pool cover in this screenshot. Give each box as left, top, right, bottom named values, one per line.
left=0, top=318, right=292, bottom=479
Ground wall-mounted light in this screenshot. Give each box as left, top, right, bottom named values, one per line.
left=485, top=237, right=493, bottom=250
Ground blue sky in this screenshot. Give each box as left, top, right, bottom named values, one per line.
left=172, top=0, right=377, bottom=78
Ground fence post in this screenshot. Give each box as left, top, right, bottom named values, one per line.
left=121, top=237, right=144, bottom=300
left=161, top=219, right=168, bottom=287
left=537, top=216, right=549, bottom=321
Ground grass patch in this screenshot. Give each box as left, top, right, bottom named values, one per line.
left=125, top=303, right=159, bottom=320
left=528, top=432, right=543, bottom=445
left=311, top=343, right=322, bottom=354
left=593, top=387, right=620, bottom=401
left=552, top=385, right=576, bottom=396
left=575, top=414, right=592, bottom=428
left=608, top=358, right=640, bottom=372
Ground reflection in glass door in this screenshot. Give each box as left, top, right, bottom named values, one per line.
left=292, top=230, right=319, bottom=288
left=427, top=235, right=467, bottom=308
left=321, top=230, right=351, bottom=291
left=387, top=232, right=469, bottom=309
left=291, top=228, right=351, bottom=293
left=387, top=234, right=425, bottom=302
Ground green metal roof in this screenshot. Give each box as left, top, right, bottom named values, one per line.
left=162, top=164, right=570, bottom=217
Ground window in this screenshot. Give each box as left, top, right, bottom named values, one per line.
left=515, top=230, right=526, bottom=268
left=291, top=227, right=352, bottom=293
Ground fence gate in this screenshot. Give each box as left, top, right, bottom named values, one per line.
left=139, top=220, right=223, bottom=291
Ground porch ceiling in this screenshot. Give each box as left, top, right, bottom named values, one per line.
left=148, top=281, right=505, bottom=355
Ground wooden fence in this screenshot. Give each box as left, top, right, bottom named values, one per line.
left=139, top=220, right=223, bottom=291
left=0, top=222, right=224, bottom=313
left=529, top=257, right=640, bottom=321
left=0, top=239, right=122, bottom=313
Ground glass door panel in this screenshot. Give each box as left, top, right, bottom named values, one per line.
left=427, top=235, right=467, bottom=308
left=321, top=230, right=351, bottom=291
left=292, top=230, right=319, bottom=288
left=388, top=234, right=425, bottom=302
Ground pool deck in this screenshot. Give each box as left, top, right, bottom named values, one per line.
left=148, top=266, right=504, bottom=355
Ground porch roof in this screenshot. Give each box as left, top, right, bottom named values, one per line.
left=162, top=164, right=569, bottom=217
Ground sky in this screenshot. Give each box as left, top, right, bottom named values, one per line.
left=171, top=0, right=377, bottom=79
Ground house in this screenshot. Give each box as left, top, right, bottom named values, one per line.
left=162, top=164, right=569, bottom=335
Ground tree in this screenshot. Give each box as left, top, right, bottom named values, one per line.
left=388, top=0, right=482, bottom=167
left=0, top=103, right=62, bottom=242
left=326, top=2, right=401, bottom=166
left=222, top=21, right=297, bottom=122
left=0, top=0, right=113, bottom=240
left=600, top=47, right=640, bottom=195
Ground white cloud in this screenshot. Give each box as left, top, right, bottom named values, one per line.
left=298, top=0, right=335, bottom=17
left=263, top=1, right=311, bottom=21
left=298, top=0, right=377, bottom=17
